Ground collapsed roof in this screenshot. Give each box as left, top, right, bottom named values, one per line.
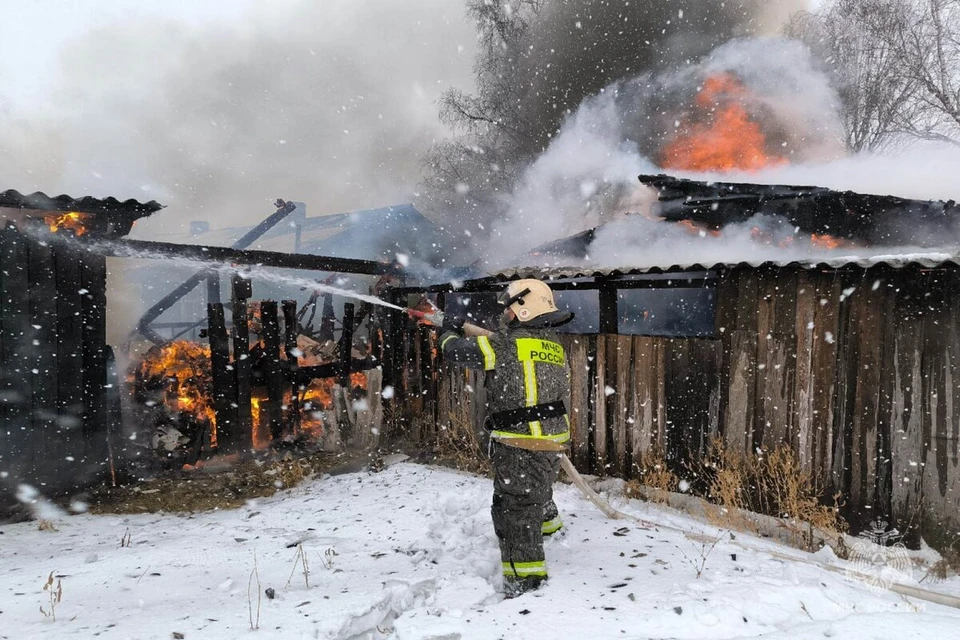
left=640, top=174, right=959, bottom=245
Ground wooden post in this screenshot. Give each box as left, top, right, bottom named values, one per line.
left=338, top=303, right=356, bottom=444
left=340, top=303, right=355, bottom=389
left=232, top=275, right=253, bottom=453
left=261, top=301, right=284, bottom=442
left=206, top=270, right=221, bottom=306
left=207, top=302, right=238, bottom=453
left=598, top=285, right=618, bottom=335
left=282, top=299, right=300, bottom=435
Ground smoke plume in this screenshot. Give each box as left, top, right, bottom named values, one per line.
left=488, top=36, right=846, bottom=265
left=503, top=0, right=809, bottom=154
left=0, top=1, right=475, bottom=237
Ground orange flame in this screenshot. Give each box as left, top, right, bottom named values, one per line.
left=138, top=335, right=372, bottom=452
left=811, top=233, right=852, bottom=250
left=136, top=341, right=217, bottom=446
left=45, top=211, right=91, bottom=236
left=677, top=219, right=721, bottom=237
left=661, top=74, right=786, bottom=173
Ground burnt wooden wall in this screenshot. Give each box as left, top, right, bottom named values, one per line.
left=717, top=265, right=960, bottom=546
left=0, top=223, right=114, bottom=497
left=384, top=264, right=960, bottom=548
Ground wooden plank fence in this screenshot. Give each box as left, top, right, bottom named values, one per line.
left=384, top=264, right=960, bottom=547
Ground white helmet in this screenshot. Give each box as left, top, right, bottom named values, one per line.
left=497, top=279, right=560, bottom=323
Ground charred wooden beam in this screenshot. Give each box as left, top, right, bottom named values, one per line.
left=261, top=301, right=284, bottom=442
left=133, top=200, right=300, bottom=345
left=295, top=357, right=379, bottom=384
left=206, top=272, right=221, bottom=307
left=231, top=275, right=253, bottom=453
left=340, top=303, right=355, bottom=390
left=282, top=299, right=300, bottom=434
left=207, top=303, right=239, bottom=453
left=639, top=173, right=959, bottom=244
left=104, top=238, right=399, bottom=276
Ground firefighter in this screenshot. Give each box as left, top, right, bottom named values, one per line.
left=438, top=279, right=574, bottom=598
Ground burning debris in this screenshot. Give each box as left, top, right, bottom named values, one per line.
left=643, top=174, right=960, bottom=248
left=129, top=291, right=376, bottom=468
left=44, top=211, right=92, bottom=237
left=131, top=341, right=218, bottom=462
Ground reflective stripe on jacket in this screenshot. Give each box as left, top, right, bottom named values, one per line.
left=440, top=325, right=571, bottom=449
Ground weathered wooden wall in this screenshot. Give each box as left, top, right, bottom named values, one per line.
left=1, top=223, right=114, bottom=496
left=385, top=264, right=960, bottom=548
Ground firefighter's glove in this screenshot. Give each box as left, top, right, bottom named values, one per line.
left=441, top=314, right=465, bottom=335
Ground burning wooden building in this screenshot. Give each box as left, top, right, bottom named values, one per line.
left=385, top=175, right=960, bottom=550
left=0, top=190, right=162, bottom=501
left=2, top=193, right=403, bottom=507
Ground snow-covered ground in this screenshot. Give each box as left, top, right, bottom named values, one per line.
left=3, top=462, right=960, bottom=639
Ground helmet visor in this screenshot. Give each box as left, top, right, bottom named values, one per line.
left=497, top=286, right=530, bottom=308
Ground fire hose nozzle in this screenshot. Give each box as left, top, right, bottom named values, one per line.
left=407, top=308, right=493, bottom=338
left=406, top=308, right=444, bottom=326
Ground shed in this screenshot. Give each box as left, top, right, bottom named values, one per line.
left=0, top=191, right=161, bottom=502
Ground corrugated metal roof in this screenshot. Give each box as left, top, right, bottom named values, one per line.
left=489, top=253, right=960, bottom=281
left=0, top=189, right=163, bottom=216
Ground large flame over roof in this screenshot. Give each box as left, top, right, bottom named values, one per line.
left=660, top=73, right=786, bottom=173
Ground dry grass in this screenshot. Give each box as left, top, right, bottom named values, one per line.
left=923, top=544, right=960, bottom=583
left=37, top=518, right=59, bottom=532
left=627, top=440, right=847, bottom=551
left=86, top=450, right=364, bottom=515
left=625, top=450, right=678, bottom=504
left=433, top=405, right=491, bottom=476
left=749, top=446, right=847, bottom=549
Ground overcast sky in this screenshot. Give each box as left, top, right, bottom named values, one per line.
left=0, top=0, right=261, bottom=107
left=0, top=0, right=476, bottom=233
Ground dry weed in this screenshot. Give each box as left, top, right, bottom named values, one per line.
left=435, top=406, right=490, bottom=475
left=922, top=544, right=960, bottom=583
left=629, top=439, right=846, bottom=549
left=752, top=447, right=846, bottom=548
left=37, top=519, right=58, bottom=532
left=627, top=450, right=677, bottom=504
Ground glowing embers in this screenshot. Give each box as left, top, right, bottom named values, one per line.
left=249, top=369, right=368, bottom=451
left=810, top=233, right=854, bottom=250
left=677, top=219, right=722, bottom=238
left=44, top=211, right=92, bottom=236
left=660, top=73, right=786, bottom=173
left=136, top=340, right=217, bottom=437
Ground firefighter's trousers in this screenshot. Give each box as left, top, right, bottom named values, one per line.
left=491, top=441, right=562, bottom=580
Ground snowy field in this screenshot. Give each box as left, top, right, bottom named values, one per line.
left=3, top=462, right=960, bottom=640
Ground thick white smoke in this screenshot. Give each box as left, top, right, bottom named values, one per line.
left=488, top=37, right=846, bottom=266
left=0, top=0, right=475, bottom=238
left=487, top=34, right=960, bottom=270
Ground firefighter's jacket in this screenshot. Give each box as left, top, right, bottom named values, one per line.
left=440, top=319, right=571, bottom=451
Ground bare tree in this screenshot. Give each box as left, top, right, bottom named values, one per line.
left=785, top=1, right=922, bottom=151
left=418, top=1, right=545, bottom=236
left=878, top=0, right=960, bottom=142
left=789, top=0, right=960, bottom=150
